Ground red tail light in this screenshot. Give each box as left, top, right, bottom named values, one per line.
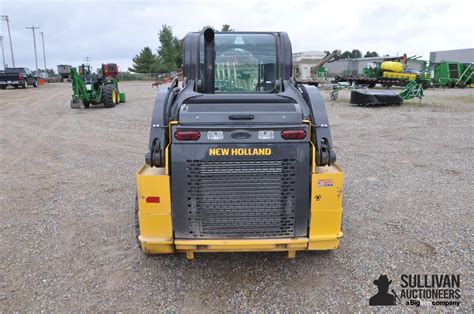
left=175, top=130, right=201, bottom=141
left=281, top=129, right=306, bottom=139
left=18, top=73, right=24, bottom=80
left=146, top=196, right=160, bottom=203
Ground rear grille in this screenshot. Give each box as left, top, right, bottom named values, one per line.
left=185, top=159, right=297, bottom=238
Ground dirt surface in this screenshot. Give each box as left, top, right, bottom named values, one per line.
left=1, top=82, right=472, bottom=311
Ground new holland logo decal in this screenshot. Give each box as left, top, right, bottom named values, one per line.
left=209, top=148, right=272, bottom=156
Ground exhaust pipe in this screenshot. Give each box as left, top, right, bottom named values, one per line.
left=203, top=28, right=215, bottom=93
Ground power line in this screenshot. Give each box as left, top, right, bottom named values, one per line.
left=1, top=15, right=15, bottom=67
left=26, top=26, right=40, bottom=72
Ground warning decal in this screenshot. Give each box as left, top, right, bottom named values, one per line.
left=318, top=179, right=334, bottom=187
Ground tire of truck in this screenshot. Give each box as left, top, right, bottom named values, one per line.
left=103, top=84, right=117, bottom=108
left=22, top=80, right=28, bottom=89
left=368, top=82, right=376, bottom=88
left=33, top=79, right=39, bottom=88
left=0, top=85, right=6, bottom=90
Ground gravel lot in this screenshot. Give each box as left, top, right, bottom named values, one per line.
left=1, top=82, right=472, bottom=311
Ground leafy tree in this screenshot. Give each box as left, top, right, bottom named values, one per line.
left=201, top=24, right=235, bottom=32
left=157, top=24, right=178, bottom=72
left=341, top=51, right=352, bottom=59
left=221, top=24, right=234, bottom=32
left=201, top=25, right=215, bottom=32
left=129, top=47, right=158, bottom=73
left=340, top=49, right=363, bottom=59
left=364, top=51, right=379, bottom=57
left=156, top=25, right=181, bottom=72
left=175, top=37, right=184, bottom=69
left=46, top=68, right=55, bottom=75
left=351, top=49, right=362, bottom=59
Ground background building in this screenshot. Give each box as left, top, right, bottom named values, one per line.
left=430, top=48, right=474, bottom=64
left=292, top=51, right=326, bottom=78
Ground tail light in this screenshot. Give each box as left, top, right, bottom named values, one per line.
left=146, top=196, right=160, bottom=203
left=175, top=130, right=201, bottom=141
left=18, top=73, right=24, bottom=80
left=281, top=129, right=306, bottom=140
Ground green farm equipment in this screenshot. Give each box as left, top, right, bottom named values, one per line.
left=433, top=61, right=473, bottom=88
left=399, top=81, right=424, bottom=100
left=342, top=80, right=424, bottom=106
left=337, top=54, right=432, bottom=88
left=70, top=63, right=126, bottom=109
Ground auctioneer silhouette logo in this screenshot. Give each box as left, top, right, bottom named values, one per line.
left=369, top=275, right=397, bottom=306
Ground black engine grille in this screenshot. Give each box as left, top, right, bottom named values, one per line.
left=185, top=159, right=297, bottom=238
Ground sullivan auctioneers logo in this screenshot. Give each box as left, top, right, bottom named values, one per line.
left=369, top=274, right=461, bottom=307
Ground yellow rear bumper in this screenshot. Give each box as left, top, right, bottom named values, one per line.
left=139, top=235, right=342, bottom=259
left=136, top=163, right=344, bottom=259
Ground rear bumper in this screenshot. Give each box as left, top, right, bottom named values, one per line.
left=0, top=80, right=21, bottom=85
left=139, top=235, right=342, bottom=259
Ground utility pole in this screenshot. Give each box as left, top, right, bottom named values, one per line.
left=40, top=32, right=47, bottom=73
left=1, top=15, right=15, bottom=67
left=26, top=26, right=40, bottom=72
left=84, top=57, right=91, bottom=65
left=0, top=36, right=6, bottom=70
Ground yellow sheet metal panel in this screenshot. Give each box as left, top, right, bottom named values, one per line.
left=311, top=165, right=343, bottom=211
left=309, top=210, right=343, bottom=237
left=139, top=214, right=173, bottom=239
left=309, top=164, right=344, bottom=250
left=381, top=61, right=403, bottom=73
left=308, top=239, right=340, bottom=250
left=136, top=164, right=173, bottom=248
left=136, top=166, right=171, bottom=215
left=382, top=71, right=416, bottom=81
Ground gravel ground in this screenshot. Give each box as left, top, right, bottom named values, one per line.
left=0, top=82, right=472, bottom=311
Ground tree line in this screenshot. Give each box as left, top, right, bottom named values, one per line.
left=325, top=50, right=379, bottom=59
left=129, top=24, right=233, bottom=73
left=342, top=50, right=379, bottom=58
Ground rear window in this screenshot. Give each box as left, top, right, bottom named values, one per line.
left=200, top=33, right=277, bottom=93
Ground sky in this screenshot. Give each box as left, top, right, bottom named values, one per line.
left=1, top=0, right=473, bottom=72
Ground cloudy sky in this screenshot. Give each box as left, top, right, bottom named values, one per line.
left=1, top=0, right=473, bottom=72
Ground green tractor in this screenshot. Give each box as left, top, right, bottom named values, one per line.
left=70, top=63, right=126, bottom=109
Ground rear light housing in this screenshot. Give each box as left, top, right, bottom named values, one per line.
left=18, top=73, right=24, bottom=80
left=281, top=129, right=306, bottom=140
left=175, top=130, right=201, bottom=141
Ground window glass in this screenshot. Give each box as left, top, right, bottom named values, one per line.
left=201, top=33, right=277, bottom=92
